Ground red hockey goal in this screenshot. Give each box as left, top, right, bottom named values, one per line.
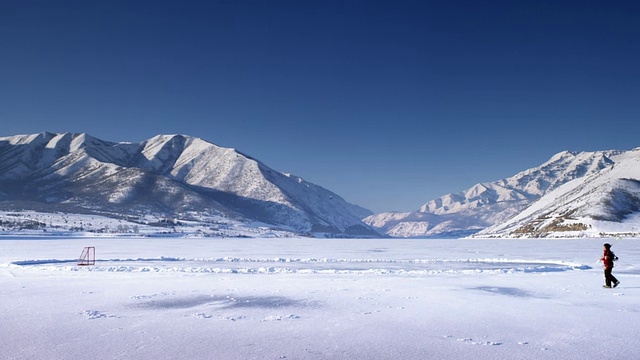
left=78, top=246, right=96, bottom=266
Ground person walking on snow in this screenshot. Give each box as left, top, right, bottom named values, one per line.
left=600, top=243, right=620, bottom=288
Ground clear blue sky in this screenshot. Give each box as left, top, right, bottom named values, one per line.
left=1, top=1, right=639, bottom=213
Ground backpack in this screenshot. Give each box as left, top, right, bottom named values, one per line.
left=611, top=251, right=619, bottom=262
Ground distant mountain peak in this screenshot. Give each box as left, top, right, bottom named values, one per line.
left=546, top=150, right=577, bottom=163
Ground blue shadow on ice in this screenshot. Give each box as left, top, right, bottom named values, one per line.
left=136, top=295, right=313, bottom=310
left=469, top=286, right=543, bottom=298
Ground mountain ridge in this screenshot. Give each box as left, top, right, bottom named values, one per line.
left=0, top=132, right=377, bottom=237
left=477, top=148, right=640, bottom=238
left=364, top=149, right=623, bottom=237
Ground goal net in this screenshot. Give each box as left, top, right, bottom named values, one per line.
left=78, top=246, right=96, bottom=266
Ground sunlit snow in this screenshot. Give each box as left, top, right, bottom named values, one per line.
left=1, top=237, right=638, bottom=359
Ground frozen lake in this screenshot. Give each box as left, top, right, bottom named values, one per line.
left=1, top=237, right=639, bottom=359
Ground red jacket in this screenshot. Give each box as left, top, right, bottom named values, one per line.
left=601, top=249, right=616, bottom=268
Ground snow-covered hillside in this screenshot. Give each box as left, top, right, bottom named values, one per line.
left=478, top=148, right=640, bottom=238
left=365, top=150, right=621, bottom=237
left=0, top=132, right=377, bottom=237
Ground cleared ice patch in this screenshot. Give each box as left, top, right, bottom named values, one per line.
left=135, top=294, right=310, bottom=311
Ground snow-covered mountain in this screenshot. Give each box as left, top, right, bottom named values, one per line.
left=364, top=150, right=621, bottom=237
left=477, top=148, right=640, bottom=238
left=0, top=132, right=377, bottom=237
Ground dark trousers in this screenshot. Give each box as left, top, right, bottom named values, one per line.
left=604, top=267, right=618, bottom=287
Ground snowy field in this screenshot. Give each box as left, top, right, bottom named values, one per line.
left=1, top=237, right=639, bottom=359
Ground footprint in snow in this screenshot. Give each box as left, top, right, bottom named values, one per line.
left=361, top=310, right=380, bottom=315
left=456, top=338, right=501, bottom=346
left=190, top=313, right=246, bottom=321
left=83, top=310, right=118, bottom=319
left=261, top=314, right=300, bottom=321
left=131, top=294, right=157, bottom=300
left=192, top=313, right=215, bottom=319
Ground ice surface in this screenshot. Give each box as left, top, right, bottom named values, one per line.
left=1, top=237, right=639, bottom=359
